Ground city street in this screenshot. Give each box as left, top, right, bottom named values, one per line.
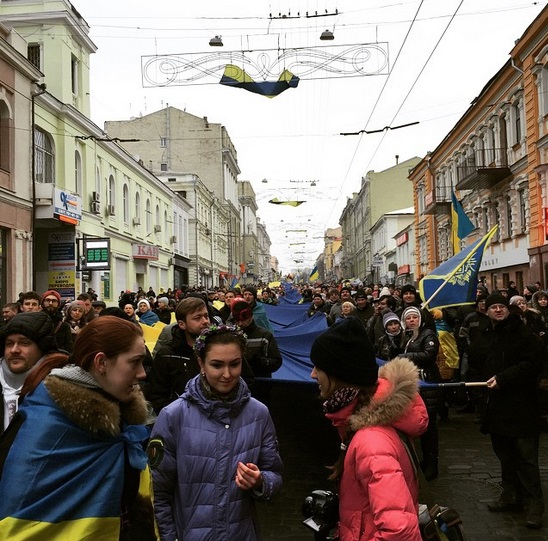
left=259, top=381, right=548, bottom=541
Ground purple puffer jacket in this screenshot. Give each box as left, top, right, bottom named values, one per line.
left=150, top=375, right=283, bottom=541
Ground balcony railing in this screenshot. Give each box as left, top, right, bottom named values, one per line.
left=456, top=148, right=511, bottom=191
left=424, top=184, right=451, bottom=215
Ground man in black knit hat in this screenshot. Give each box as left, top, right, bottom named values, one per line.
left=0, top=312, right=60, bottom=435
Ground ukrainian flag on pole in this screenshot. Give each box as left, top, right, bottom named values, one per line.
left=309, top=265, right=319, bottom=282
left=451, top=190, right=475, bottom=253
left=420, top=226, right=498, bottom=310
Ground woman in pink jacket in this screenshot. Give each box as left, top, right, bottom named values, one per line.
left=310, top=317, right=429, bottom=540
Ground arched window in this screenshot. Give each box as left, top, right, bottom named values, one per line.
left=107, top=174, right=116, bottom=216
left=74, top=150, right=82, bottom=194
left=123, top=183, right=129, bottom=223
left=108, top=175, right=115, bottom=205
left=34, top=127, right=54, bottom=183
left=134, top=191, right=141, bottom=225
left=146, top=198, right=151, bottom=233
left=95, top=166, right=101, bottom=196
left=0, top=100, right=11, bottom=173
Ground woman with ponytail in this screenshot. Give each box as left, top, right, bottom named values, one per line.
left=310, top=317, right=428, bottom=541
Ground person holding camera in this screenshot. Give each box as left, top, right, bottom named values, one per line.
left=310, top=317, right=428, bottom=540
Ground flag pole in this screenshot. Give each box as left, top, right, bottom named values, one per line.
left=421, top=226, right=498, bottom=310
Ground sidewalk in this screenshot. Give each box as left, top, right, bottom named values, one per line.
left=258, top=382, right=548, bottom=541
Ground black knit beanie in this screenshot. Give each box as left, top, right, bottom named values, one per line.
left=485, top=293, right=509, bottom=310
left=310, top=317, right=378, bottom=386
left=0, top=311, right=56, bottom=354
left=401, top=284, right=417, bottom=295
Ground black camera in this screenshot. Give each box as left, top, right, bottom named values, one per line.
left=302, top=489, right=339, bottom=539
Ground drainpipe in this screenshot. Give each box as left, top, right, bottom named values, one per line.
left=510, top=58, right=524, bottom=75
left=30, top=82, right=47, bottom=291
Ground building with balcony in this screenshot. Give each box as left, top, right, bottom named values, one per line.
left=409, top=6, right=548, bottom=292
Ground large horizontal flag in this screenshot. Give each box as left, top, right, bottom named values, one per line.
left=309, top=265, right=319, bottom=282
left=420, top=225, right=498, bottom=310
left=220, top=64, right=299, bottom=98
left=451, top=190, right=475, bottom=253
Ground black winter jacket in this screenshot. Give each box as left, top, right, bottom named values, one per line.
left=468, top=314, right=546, bottom=437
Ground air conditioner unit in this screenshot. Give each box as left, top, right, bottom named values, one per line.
left=106, top=204, right=116, bottom=216
left=91, top=201, right=101, bottom=215
left=133, top=217, right=141, bottom=226
left=154, top=225, right=162, bottom=233
left=91, top=191, right=100, bottom=203
left=170, top=235, right=177, bottom=244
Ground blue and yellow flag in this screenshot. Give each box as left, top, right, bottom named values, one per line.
left=420, top=226, right=497, bottom=310
left=230, top=276, right=239, bottom=289
left=309, top=265, right=319, bottom=282
left=220, top=64, right=299, bottom=98
left=268, top=198, right=306, bottom=207
left=451, top=190, right=475, bottom=253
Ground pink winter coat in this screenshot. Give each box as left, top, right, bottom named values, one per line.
left=325, top=357, right=429, bottom=541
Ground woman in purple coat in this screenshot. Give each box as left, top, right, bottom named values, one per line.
left=148, top=324, right=283, bottom=541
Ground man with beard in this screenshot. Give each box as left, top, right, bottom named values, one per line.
left=0, top=311, right=63, bottom=435
left=40, top=290, right=72, bottom=353
left=147, top=297, right=210, bottom=414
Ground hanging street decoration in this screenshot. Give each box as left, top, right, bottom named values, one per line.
left=141, top=43, right=389, bottom=92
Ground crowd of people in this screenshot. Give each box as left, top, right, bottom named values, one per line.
left=0, top=277, right=547, bottom=538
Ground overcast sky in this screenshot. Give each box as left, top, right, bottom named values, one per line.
left=79, top=0, right=545, bottom=273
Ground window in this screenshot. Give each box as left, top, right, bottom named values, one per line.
left=74, top=150, right=82, bottom=194
left=514, top=102, right=522, bottom=144
left=146, top=198, right=151, bottom=233
left=160, top=137, right=167, bottom=148
left=518, top=188, right=528, bottom=232
left=34, top=128, right=54, bottom=183
left=160, top=163, right=168, bottom=171
left=506, top=196, right=513, bottom=238
left=0, top=101, right=11, bottom=173
left=542, top=64, right=548, bottom=117
left=135, top=191, right=141, bottom=223
left=27, top=44, right=41, bottom=70
left=417, top=183, right=425, bottom=215
left=108, top=175, right=115, bottom=206
left=123, top=183, right=129, bottom=223
left=71, top=54, right=79, bottom=96
left=482, top=206, right=491, bottom=235
left=95, top=166, right=101, bottom=197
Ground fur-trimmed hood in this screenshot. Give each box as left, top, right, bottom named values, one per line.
left=44, top=375, right=149, bottom=436
left=347, top=356, right=424, bottom=437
